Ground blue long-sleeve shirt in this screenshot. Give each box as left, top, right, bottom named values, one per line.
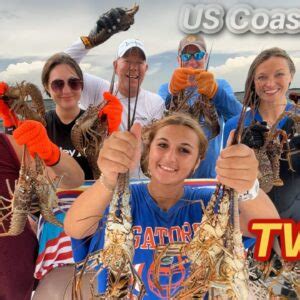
left=158, top=79, right=242, bottom=178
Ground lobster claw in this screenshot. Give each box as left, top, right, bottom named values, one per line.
left=81, top=4, right=139, bottom=49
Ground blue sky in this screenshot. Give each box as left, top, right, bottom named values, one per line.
left=1, top=0, right=300, bottom=94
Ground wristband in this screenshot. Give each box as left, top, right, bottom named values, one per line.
left=80, top=36, right=93, bottom=49
left=238, top=179, right=259, bottom=202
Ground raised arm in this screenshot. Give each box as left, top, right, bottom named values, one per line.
left=64, top=6, right=138, bottom=63
left=64, top=123, right=141, bottom=239
left=64, top=38, right=90, bottom=64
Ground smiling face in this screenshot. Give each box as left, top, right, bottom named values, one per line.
left=47, top=64, right=82, bottom=110
left=114, top=47, right=148, bottom=98
left=254, top=56, right=293, bottom=106
left=147, top=124, right=200, bottom=185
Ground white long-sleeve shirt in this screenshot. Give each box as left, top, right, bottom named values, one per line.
left=65, top=39, right=165, bottom=178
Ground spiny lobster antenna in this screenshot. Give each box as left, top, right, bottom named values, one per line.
left=231, top=83, right=254, bottom=146
left=109, top=69, right=116, bottom=94
left=205, top=40, right=214, bottom=71
left=128, top=63, right=131, bottom=131
left=177, top=54, right=185, bottom=105
left=130, top=67, right=141, bottom=129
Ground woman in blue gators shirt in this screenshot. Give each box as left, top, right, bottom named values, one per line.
left=224, top=47, right=300, bottom=221
left=65, top=113, right=279, bottom=299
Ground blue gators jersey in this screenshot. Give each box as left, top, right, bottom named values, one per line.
left=72, top=183, right=214, bottom=299
left=158, top=79, right=242, bottom=179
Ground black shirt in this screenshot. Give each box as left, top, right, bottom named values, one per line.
left=45, top=110, right=93, bottom=180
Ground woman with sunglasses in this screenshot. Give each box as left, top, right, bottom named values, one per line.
left=224, top=47, right=300, bottom=221
left=158, top=34, right=242, bottom=179
left=41, top=52, right=93, bottom=179
left=65, top=113, right=279, bottom=299
left=41, top=52, right=122, bottom=180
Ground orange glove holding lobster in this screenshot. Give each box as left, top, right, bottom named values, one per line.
left=169, top=68, right=196, bottom=94
left=169, top=68, right=218, bottom=99
left=0, top=82, right=19, bottom=127
left=98, top=92, right=123, bottom=134
left=13, top=120, right=60, bottom=166
left=194, top=70, right=218, bottom=99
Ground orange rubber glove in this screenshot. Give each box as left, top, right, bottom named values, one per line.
left=194, top=70, right=218, bottom=99
left=0, top=81, right=8, bottom=95
left=169, top=68, right=196, bottom=94
left=0, top=82, right=19, bottom=127
left=13, top=120, right=60, bottom=166
left=99, top=92, right=123, bottom=134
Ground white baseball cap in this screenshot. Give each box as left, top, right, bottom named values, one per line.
left=117, top=38, right=146, bottom=60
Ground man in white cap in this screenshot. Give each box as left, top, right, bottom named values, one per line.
left=64, top=9, right=165, bottom=131
left=158, top=34, right=242, bottom=179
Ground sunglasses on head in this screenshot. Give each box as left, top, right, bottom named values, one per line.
left=181, top=51, right=206, bottom=62
left=50, top=78, right=83, bottom=93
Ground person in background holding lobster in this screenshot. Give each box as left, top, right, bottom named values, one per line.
left=26, top=53, right=123, bottom=299
left=224, top=47, right=300, bottom=221
left=0, top=52, right=123, bottom=298
left=40, top=52, right=122, bottom=180
left=0, top=81, right=84, bottom=188
left=158, top=34, right=242, bottom=179
left=64, top=6, right=165, bottom=141
left=0, top=82, right=84, bottom=300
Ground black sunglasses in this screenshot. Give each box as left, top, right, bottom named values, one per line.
left=50, top=78, right=83, bottom=93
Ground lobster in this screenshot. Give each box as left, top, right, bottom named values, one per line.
left=73, top=173, right=145, bottom=299
left=0, top=147, right=35, bottom=236
left=247, top=246, right=300, bottom=299
left=71, top=102, right=108, bottom=180
left=0, top=81, right=63, bottom=235
left=4, top=81, right=46, bottom=125
left=153, top=92, right=252, bottom=299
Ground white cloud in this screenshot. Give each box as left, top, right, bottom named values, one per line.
left=0, top=60, right=111, bottom=95
left=210, top=55, right=255, bottom=91
left=1, top=0, right=300, bottom=93
left=0, top=61, right=44, bottom=87
left=2, top=0, right=299, bottom=59
left=210, top=55, right=300, bottom=92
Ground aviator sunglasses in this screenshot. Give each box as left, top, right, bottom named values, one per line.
left=50, top=78, right=83, bottom=93
left=181, top=51, right=206, bottom=62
